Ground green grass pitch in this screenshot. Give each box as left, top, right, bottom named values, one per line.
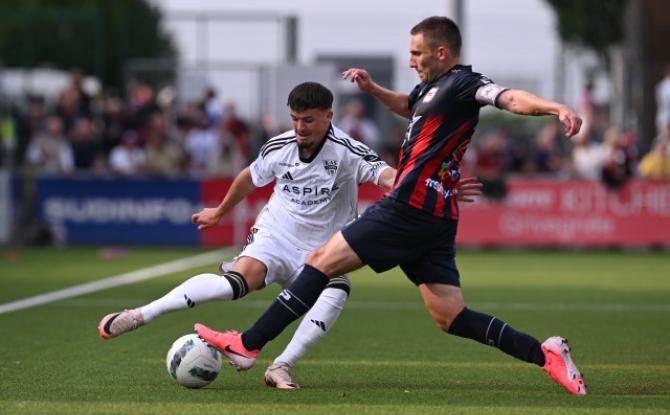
left=0, top=247, right=669, bottom=414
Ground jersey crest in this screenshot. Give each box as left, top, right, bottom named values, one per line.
left=323, top=159, right=338, bottom=176
left=423, top=86, right=440, bottom=103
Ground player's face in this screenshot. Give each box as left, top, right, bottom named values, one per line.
left=409, top=33, right=447, bottom=83
left=290, top=108, right=333, bottom=150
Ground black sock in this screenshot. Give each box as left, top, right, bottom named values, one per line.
left=241, top=264, right=329, bottom=350
left=448, top=307, right=546, bottom=367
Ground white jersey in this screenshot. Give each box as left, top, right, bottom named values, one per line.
left=249, top=124, right=389, bottom=251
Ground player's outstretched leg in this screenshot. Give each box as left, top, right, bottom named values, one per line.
left=265, top=277, right=351, bottom=389
left=98, top=271, right=247, bottom=339
left=541, top=336, right=587, bottom=395
left=447, top=307, right=587, bottom=395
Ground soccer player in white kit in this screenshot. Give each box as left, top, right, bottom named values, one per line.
left=98, top=82, right=479, bottom=388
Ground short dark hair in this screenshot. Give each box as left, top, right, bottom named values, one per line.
left=411, top=16, right=461, bottom=57
left=287, top=82, right=333, bottom=111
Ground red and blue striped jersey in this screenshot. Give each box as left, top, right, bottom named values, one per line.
left=388, top=65, right=494, bottom=219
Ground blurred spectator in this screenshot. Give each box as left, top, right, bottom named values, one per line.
left=100, top=96, right=126, bottom=156
left=24, top=116, right=74, bottom=175
left=338, top=99, right=381, bottom=151
left=24, top=96, right=46, bottom=137
left=203, top=87, right=224, bottom=126
left=219, top=102, right=250, bottom=173
left=638, top=121, right=670, bottom=180
left=379, top=125, right=406, bottom=167
left=248, top=111, right=285, bottom=159
left=205, top=132, right=236, bottom=178
left=184, top=109, right=219, bottom=174
left=56, top=82, right=90, bottom=133
left=600, top=127, right=634, bottom=189
left=571, top=128, right=608, bottom=181
left=156, top=86, right=177, bottom=111
left=260, top=112, right=283, bottom=139
left=580, top=81, right=597, bottom=117
left=530, top=120, right=567, bottom=175
left=108, top=130, right=146, bottom=176
left=69, top=117, right=101, bottom=170
left=126, top=81, right=158, bottom=134
left=572, top=82, right=599, bottom=147
left=68, top=69, right=93, bottom=117
left=144, top=113, right=187, bottom=177
left=472, top=129, right=509, bottom=200
left=656, top=66, right=670, bottom=136
left=15, top=95, right=47, bottom=165
left=505, top=139, right=533, bottom=174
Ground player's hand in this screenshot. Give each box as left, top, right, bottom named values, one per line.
left=558, top=105, right=582, bottom=137
left=342, top=68, right=374, bottom=92
left=456, top=177, right=483, bottom=203
left=191, top=208, right=223, bottom=230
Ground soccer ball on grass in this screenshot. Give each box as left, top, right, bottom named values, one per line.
left=166, top=333, right=222, bottom=388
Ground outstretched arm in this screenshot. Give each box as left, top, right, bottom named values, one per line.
left=342, top=68, right=412, bottom=119
left=191, top=167, right=257, bottom=230
left=496, top=90, right=582, bottom=137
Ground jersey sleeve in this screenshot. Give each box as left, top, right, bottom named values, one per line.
left=249, top=153, right=277, bottom=187
left=455, top=72, right=507, bottom=108
left=354, top=147, right=390, bottom=185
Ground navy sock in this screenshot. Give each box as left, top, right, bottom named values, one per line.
left=448, top=307, right=545, bottom=366
left=241, top=264, right=330, bottom=350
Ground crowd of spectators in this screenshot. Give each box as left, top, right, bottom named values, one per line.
left=2, top=70, right=669, bottom=194
left=2, top=71, right=257, bottom=180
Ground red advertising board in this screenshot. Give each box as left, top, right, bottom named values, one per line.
left=201, top=178, right=670, bottom=248
left=456, top=180, right=670, bottom=247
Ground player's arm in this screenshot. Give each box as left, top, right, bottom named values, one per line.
left=494, top=89, right=582, bottom=137
left=342, top=68, right=412, bottom=119
left=376, top=166, right=396, bottom=190
left=191, top=166, right=257, bottom=230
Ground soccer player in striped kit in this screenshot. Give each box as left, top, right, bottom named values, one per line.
left=196, top=16, right=587, bottom=396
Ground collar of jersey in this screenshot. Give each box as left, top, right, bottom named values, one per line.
left=298, top=124, right=331, bottom=163
left=416, top=64, right=472, bottom=100
left=425, top=64, right=472, bottom=87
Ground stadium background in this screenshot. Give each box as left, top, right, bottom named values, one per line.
left=1, top=0, right=669, bottom=248
left=1, top=2, right=670, bottom=414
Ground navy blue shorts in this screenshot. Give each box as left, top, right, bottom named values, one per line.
left=342, top=197, right=460, bottom=286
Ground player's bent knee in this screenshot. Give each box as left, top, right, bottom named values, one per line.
left=434, top=315, right=457, bottom=332
left=305, top=247, right=329, bottom=270
left=429, top=305, right=464, bottom=332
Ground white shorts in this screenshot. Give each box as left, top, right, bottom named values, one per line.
left=220, top=226, right=311, bottom=289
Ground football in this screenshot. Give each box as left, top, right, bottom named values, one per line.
left=166, top=334, right=222, bottom=388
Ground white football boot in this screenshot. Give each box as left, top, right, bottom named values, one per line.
left=265, top=362, right=300, bottom=389
left=98, top=308, right=145, bottom=339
